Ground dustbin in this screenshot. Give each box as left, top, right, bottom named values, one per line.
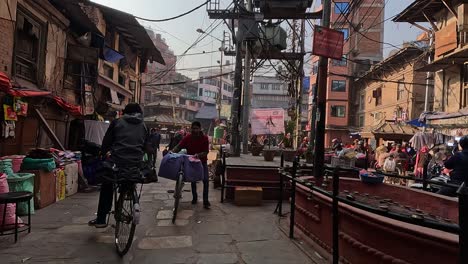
left=7, top=173, right=35, bottom=215
left=0, top=159, right=14, bottom=176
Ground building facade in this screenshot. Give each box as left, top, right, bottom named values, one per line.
left=394, top=0, right=468, bottom=135
left=251, top=76, right=290, bottom=109
left=353, top=46, right=428, bottom=140
left=198, top=67, right=234, bottom=106
left=309, top=0, right=384, bottom=146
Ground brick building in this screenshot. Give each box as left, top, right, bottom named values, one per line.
left=309, top=0, right=384, bottom=146
left=352, top=46, right=428, bottom=143
left=0, top=0, right=163, bottom=155
left=394, top=0, right=468, bottom=135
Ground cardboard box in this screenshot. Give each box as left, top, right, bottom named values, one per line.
left=234, top=186, right=263, bottom=206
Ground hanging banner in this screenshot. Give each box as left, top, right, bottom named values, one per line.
left=250, top=108, right=285, bottom=135
left=312, top=26, right=344, bottom=60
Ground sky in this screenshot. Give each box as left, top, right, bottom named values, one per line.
left=92, top=0, right=423, bottom=79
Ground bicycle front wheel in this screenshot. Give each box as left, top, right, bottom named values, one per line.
left=172, top=172, right=184, bottom=224
left=115, top=186, right=137, bottom=256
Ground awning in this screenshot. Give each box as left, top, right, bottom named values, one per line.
left=1, top=72, right=82, bottom=116
left=98, top=75, right=133, bottom=98
left=0, top=72, right=51, bottom=97
left=406, top=118, right=427, bottom=128
left=86, top=1, right=165, bottom=65
left=416, top=48, right=468, bottom=72
left=361, top=122, right=420, bottom=138
left=393, top=0, right=445, bottom=23
left=144, top=115, right=191, bottom=126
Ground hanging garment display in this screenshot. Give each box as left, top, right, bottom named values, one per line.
left=3, top=105, right=17, bottom=121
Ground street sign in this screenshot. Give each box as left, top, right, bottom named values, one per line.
left=312, top=26, right=344, bottom=60
left=250, top=108, right=285, bottom=135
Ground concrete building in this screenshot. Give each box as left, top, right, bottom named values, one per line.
left=309, top=0, right=384, bottom=146
left=394, top=0, right=468, bottom=135
left=251, top=76, right=290, bottom=109
left=353, top=46, right=428, bottom=143
left=198, top=67, right=234, bottom=106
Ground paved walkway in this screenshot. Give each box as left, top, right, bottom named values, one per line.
left=0, top=178, right=318, bottom=263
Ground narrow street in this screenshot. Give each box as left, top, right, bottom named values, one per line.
left=0, top=174, right=316, bottom=264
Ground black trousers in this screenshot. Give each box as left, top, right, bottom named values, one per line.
left=191, top=162, right=209, bottom=203
left=96, top=182, right=113, bottom=223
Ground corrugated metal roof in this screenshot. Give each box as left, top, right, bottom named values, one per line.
left=144, top=115, right=191, bottom=125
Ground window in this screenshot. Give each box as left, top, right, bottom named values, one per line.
left=358, top=115, right=364, bottom=127
left=14, top=9, right=45, bottom=83
left=334, top=2, right=349, bottom=14
left=331, top=105, right=346, bottom=117
left=129, top=80, right=136, bottom=91
left=118, top=74, right=126, bottom=86
left=374, top=87, right=382, bottom=106
left=104, top=64, right=114, bottom=79
left=332, top=55, right=347, bottom=67
left=189, top=101, right=196, bottom=106
left=312, top=61, right=319, bottom=75
left=338, top=28, right=349, bottom=40
left=272, top=84, right=281, bottom=90
left=260, top=83, right=269, bottom=90
left=359, top=93, right=365, bottom=111
left=223, top=83, right=229, bottom=91
left=199, top=88, right=203, bottom=97
left=331, top=80, right=346, bottom=92
left=397, top=81, right=405, bottom=100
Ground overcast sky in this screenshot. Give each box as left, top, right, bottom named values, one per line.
left=92, top=0, right=423, bottom=79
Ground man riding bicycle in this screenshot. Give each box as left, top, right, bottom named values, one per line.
left=89, top=103, right=147, bottom=228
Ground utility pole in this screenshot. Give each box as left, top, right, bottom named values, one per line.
left=241, top=0, right=253, bottom=154
left=295, top=20, right=305, bottom=148
left=218, top=31, right=225, bottom=119
left=229, top=3, right=244, bottom=157
left=313, top=0, right=332, bottom=178
left=423, top=34, right=433, bottom=132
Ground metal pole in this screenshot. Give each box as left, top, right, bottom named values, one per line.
left=457, top=182, right=468, bottom=264
left=230, top=5, right=244, bottom=157
left=275, top=153, right=285, bottom=216
left=313, top=0, right=332, bottom=179
left=423, top=34, right=433, bottom=132
left=241, top=0, right=253, bottom=154
left=218, top=33, right=224, bottom=119
left=332, top=168, right=339, bottom=264
left=289, top=157, right=298, bottom=238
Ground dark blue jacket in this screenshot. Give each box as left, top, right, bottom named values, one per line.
left=444, top=150, right=468, bottom=184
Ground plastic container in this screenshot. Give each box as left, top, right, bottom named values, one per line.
left=331, top=156, right=355, bottom=168
left=359, top=173, right=385, bottom=184
left=0, top=173, right=19, bottom=228
left=1, top=156, right=25, bottom=173
left=7, top=173, right=35, bottom=215
left=0, top=159, right=14, bottom=176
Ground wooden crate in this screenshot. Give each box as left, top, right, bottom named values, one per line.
left=234, top=186, right=263, bottom=206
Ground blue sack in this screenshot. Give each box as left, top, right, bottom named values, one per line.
left=158, top=153, right=204, bottom=182
left=182, top=155, right=204, bottom=182
left=158, top=153, right=184, bottom=181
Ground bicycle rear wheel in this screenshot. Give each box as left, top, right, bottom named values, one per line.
left=172, top=172, right=184, bottom=224
left=115, top=185, right=137, bottom=256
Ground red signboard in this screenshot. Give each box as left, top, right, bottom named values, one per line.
left=312, top=26, right=344, bottom=60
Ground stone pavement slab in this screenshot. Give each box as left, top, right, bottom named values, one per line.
left=0, top=170, right=317, bottom=264
left=138, top=235, right=193, bottom=249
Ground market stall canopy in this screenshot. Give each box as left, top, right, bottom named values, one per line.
left=144, top=115, right=191, bottom=126
left=361, top=122, right=420, bottom=139
left=392, top=0, right=446, bottom=23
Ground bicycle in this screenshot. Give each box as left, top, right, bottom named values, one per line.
left=103, top=165, right=144, bottom=257
left=172, top=162, right=185, bottom=224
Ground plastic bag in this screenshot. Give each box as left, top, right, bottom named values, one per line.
left=3, top=105, right=17, bottom=121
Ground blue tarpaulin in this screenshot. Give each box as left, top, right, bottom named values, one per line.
left=103, top=46, right=124, bottom=63
left=406, top=119, right=426, bottom=127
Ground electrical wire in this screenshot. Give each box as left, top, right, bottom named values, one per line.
left=145, top=71, right=235, bottom=87
left=134, top=0, right=210, bottom=22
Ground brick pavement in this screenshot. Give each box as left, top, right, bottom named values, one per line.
left=0, top=164, right=323, bottom=264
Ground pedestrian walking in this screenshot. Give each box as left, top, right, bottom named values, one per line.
left=172, top=121, right=211, bottom=209
left=148, top=127, right=161, bottom=168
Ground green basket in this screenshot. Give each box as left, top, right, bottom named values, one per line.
left=7, top=173, right=35, bottom=215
